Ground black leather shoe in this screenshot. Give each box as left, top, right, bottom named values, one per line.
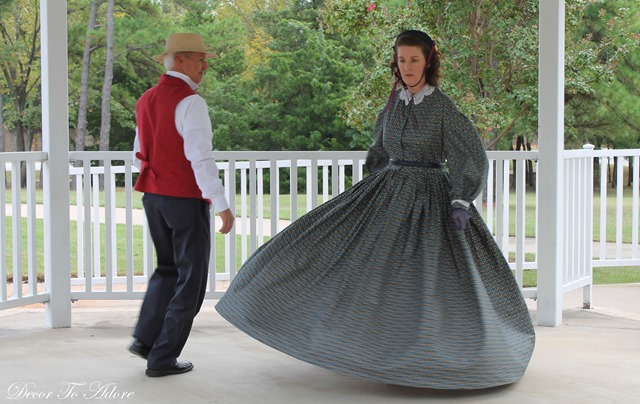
left=146, top=361, right=194, bottom=377
left=128, top=339, right=151, bottom=360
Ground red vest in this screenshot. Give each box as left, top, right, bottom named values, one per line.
left=134, top=75, right=203, bottom=199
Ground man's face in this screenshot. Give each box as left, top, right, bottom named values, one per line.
left=175, top=52, right=208, bottom=84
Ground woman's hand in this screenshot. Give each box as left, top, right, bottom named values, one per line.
left=451, top=208, right=470, bottom=230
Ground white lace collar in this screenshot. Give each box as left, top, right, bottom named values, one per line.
left=399, top=84, right=435, bottom=105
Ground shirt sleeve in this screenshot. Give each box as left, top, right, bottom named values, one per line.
left=175, top=94, right=230, bottom=212
left=442, top=101, right=488, bottom=209
left=132, top=128, right=141, bottom=171
left=364, top=107, right=390, bottom=174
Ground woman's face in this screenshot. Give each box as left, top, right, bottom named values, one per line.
left=396, top=45, right=427, bottom=93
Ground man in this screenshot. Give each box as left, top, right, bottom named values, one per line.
left=129, top=33, right=234, bottom=377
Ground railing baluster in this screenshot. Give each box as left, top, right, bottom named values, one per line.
left=124, top=160, right=134, bottom=293
left=104, top=162, right=113, bottom=293
left=257, top=166, right=265, bottom=246
left=227, top=159, right=237, bottom=281
left=599, top=157, right=608, bottom=260
left=633, top=156, right=639, bottom=259
left=290, top=159, right=299, bottom=223
left=11, top=161, right=22, bottom=299
left=271, top=159, right=279, bottom=237
left=26, top=161, right=38, bottom=295
left=83, top=160, right=92, bottom=291
left=241, top=164, right=248, bottom=261
left=616, top=158, right=624, bottom=259
left=0, top=163, right=6, bottom=302
left=486, top=161, right=495, bottom=234
left=515, top=159, right=526, bottom=287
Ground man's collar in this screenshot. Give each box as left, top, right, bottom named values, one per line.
left=167, top=71, right=199, bottom=91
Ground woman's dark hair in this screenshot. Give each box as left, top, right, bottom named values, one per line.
left=390, top=30, right=442, bottom=87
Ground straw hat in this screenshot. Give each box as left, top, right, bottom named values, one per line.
left=153, top=33, right=217, bottom=62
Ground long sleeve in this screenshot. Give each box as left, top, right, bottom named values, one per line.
left=176, top=94, right=229, bottom=212
left=364, top=108, right=390, bottom=174
left=132, top=129, right=141, bottom=171
left=442, top=102, right=488, bottom=207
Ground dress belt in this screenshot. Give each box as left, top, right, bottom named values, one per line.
left=390, top=159, right=444, bottom=169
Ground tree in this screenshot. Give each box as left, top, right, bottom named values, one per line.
left=0, top=81, right=5, bottom=152
left=322, top=0, right=635, bottom=151
left=209, top=1, right=370, bottom=151
left=563, top=0, right=638, bottom=149
left=67, top=0, right=176, bottom=152
left=565, top=0, right=639, bottom=150
left=99, top=0, right=115, bottom=151
left=216, top=0, right=289, bottom=78
left=0, top=0, right=41, bottom=153
left=74, top=0, right=101, bottom=153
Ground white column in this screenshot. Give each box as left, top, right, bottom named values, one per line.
left=41, top=0, right=71, bottom=328
left=537, top=0, right=565, bottom=327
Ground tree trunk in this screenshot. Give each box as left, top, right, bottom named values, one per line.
left=76, top=0, right=99, bottom=155
left=0, top=81, right=4, bottom=153
left=611, top=157, right=617, bottom=188
left=15, top=119, right=25, bottom=151
left=99, top=0, right=115, bottom=190
left=526, top=136, right=534, bottom=188
left=0, top=83, right=5, bottom=188
left=513, top=135, right=526, bottom=190
left=99, top=0, right=115, bottom=153
left=594, top=157, right=600, bottom=191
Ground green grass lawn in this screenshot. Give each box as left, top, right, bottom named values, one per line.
left=518, top=267, right=640, bottom=288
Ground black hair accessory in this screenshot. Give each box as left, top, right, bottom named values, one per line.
left=394, top=30, right=436, bottom=48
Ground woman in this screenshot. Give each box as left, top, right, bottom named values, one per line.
left=216, top=30, right=535, bottom=390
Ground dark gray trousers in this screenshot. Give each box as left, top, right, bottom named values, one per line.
left=133, top=193, right=211, bottom=369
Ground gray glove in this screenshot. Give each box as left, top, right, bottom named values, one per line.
left=451, top=208, right=471, bottom=230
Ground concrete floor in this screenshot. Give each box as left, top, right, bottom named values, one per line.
left=1, top=284, right=639, bottom=404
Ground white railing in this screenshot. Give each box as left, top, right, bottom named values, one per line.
left=1, top=152, right=49, bottom=309
left=65, top=151, right=368, bottom=300
left=478, top=151, right=538, bottom=298
left=2, top=148, right=640, bottom=309
left=67, top=151, right=142, bottom=300
left=592, top=150, right=640, bottom=267
left=563, top=147, right=594, bottom=306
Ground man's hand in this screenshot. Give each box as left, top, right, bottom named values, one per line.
left=218, top=209, right=235, bottom=234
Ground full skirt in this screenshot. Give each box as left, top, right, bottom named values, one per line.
left=216, top=165, right=535, bottom=389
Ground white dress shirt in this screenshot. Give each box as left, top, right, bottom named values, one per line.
left=133, top=71, right=229, bottom=212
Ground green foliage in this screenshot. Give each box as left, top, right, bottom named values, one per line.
left=323, top=0, right=637, bottom=150
left=208, top=1, right=370, bottom=151
left=0, top=0, right=41, bottom=150
left=1, top=0, right=637, bottom=154
left=564, top=0, right=640, bottom=149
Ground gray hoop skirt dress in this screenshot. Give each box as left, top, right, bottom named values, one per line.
left=215, top=86, right=535, bottom=390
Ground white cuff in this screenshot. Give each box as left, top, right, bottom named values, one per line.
left=451, top=199, right=470, bottom=209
